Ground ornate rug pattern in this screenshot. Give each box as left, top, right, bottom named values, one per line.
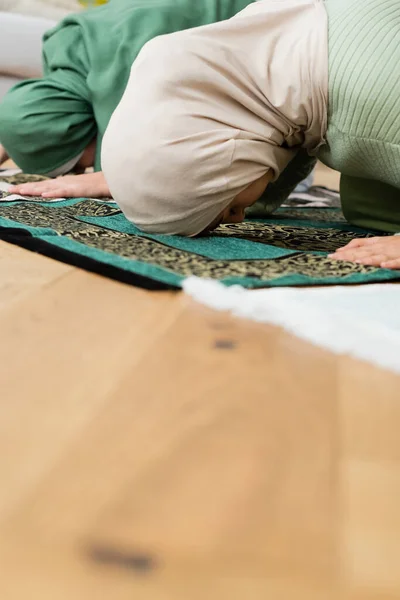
left=0, top=172, right=399, bottom=290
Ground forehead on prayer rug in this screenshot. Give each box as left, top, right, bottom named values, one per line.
left=0, top=171, right=399, bottom=290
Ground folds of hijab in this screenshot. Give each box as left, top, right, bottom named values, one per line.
left=102, top=0, right=328, bottom=236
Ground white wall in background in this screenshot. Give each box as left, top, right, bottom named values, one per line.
left=0, top=0, right=80, bottom=19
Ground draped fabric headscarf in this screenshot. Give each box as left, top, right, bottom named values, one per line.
left=102, top=0, right=328, bottom=236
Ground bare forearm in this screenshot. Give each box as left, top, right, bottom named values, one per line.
left=9, top=171, right=111, bottom=199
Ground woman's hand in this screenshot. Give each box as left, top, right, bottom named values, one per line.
left=8, top=171, right=111, bottom=199
left=329, top=236, right=400, bottom=270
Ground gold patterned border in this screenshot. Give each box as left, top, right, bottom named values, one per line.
left=0, top=199, right=379, bottom=282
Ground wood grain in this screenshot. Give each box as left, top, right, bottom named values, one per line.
left=0, top=161, right=399, bottom=599
left=0, top=240, right=71, bottom=309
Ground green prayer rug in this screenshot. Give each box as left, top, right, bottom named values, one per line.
left=0, top=171, right=399, bottom=290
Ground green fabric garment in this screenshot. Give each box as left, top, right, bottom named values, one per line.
left=340, top=176, right=400, bottom=234
left=318, top=0, right=400, bottom=232
left=0, top=0, right=256, bottom=174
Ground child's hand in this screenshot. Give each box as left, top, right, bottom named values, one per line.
left=329, top=236, right=400, bottom=270
left=9, top=172, right=111, bottom=199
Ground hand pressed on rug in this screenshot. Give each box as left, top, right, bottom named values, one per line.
left=329, top=236, right=400, bottom=270
left=9, top=171, right=111, bottom=199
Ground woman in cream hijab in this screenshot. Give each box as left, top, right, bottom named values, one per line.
left=102, top=0, right=328, bottom=236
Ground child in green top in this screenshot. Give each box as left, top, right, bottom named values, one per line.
left=0, top=0, right=257, bottom=174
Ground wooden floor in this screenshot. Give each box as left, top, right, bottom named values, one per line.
left=0, top=164, right=400, bottom=599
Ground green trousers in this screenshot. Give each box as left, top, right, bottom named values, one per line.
left=341, top=177, right=400, bottom=234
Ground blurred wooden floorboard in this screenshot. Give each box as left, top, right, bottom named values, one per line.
left=0, top=164, right=400, bottom=599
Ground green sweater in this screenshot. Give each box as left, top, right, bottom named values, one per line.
left=318, top=0, right=400, bottom=231
left=217, top=0, right=400, bottom=225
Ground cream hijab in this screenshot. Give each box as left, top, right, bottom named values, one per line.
left=102, top=0, right=328, bottom=236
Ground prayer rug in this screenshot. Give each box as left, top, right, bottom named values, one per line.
left=0, top=171, right=399, bottom=290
